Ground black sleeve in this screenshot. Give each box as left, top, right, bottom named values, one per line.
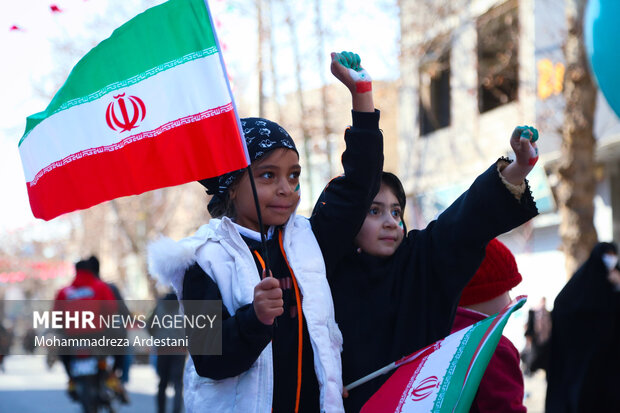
left=310, top=110, right=384, bottom=274
left=182, top=263, right=272, bottom=380
left=419, top=159, right=538, bottom=302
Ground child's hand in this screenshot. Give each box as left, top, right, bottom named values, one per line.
left=501, top=125, right=540, bottom=185
left=330, top=51, right=374, bottom=112
left=331, top=51, right=372, bottom=94
left=510, top=126, right=539, bottom=168
left=253, top=273, right=283, bottom=326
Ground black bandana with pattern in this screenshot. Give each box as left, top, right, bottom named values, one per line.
left=199, top=117, right=298, bottom=196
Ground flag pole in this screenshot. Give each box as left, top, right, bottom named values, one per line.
left=345, top=346, right=428, bottom=391
left=345, top=362, right=397, bottom=391
left=247, top=165, right=272, bottom=275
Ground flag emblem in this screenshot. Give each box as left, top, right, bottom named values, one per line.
left=105, top=93, right=146, bottom=132
left=410, top=376, right=440, bottom=401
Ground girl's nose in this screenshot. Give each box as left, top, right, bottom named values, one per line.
left=277, top=179, right=293, bottom=196
left=383, top=215, right=398, bottom=228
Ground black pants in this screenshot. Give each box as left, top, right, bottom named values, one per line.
left=156, top=354, right=185, bottom=413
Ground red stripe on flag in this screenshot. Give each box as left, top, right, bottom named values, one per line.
left=361, top=344, right=438, bottom=413
left=26, top=109, right=247, bottom=220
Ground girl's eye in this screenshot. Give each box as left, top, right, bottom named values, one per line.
left=289, top=171, right=301, bottom=180
left=391, top=209, right=401, bottom=218
left=259, top=172, right=274, bottom=179
left=369, top=207, right=380, bottom=216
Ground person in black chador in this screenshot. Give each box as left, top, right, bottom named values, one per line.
left=545, top=242, right=620, bottom=413
left=314, top=126, right=540, bottom=412
left=522, top=296, right=551, bottom=376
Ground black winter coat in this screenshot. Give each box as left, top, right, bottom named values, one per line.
left=323, top=161, right=538, bottom=412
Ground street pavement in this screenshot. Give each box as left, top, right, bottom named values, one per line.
left=0, top=354, right=174, bottom=412
left=1, top=354, right=548, bottom=412
left=524, top=369, right=547, bottom=413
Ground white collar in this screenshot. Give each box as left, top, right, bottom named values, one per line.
left=231, top=222, right=275, bottom=241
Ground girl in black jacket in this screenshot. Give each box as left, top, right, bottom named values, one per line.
left=313, top=126, right=540, bottom=412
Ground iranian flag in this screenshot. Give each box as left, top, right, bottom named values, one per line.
left=19, top=0, right=248, bottom=220
left=357, top=296, right=527, bottom=413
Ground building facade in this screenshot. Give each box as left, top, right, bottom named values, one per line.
left=398, top=0, right=620, bottom=335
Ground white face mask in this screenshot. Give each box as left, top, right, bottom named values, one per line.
left=602, top=254, right=619, bottom=271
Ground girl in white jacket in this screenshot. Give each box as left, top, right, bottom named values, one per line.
left=149, top=51, right=383, bottom=413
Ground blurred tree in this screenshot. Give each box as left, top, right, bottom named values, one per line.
left=556, top=0, right=598, bottom=277
left=281, top=0, right=316, bottom=201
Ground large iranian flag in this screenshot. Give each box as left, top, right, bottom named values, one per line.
left=19, top=0, right=248, bottom=220
left=358, top=296, right=527, bottom=413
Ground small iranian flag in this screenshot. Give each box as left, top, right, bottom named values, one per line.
left=358, top=296, right=527, bottom=413
left=19, top=0, right=248, bottom=220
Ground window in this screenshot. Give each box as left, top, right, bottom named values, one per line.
left=419, top=39, right=451, bottom=136
left=477, top=0, right=519, bottom=113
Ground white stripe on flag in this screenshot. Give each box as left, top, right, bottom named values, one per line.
left=396, top=327, right=469, bottom=413
left=20, top=53, right=230, bottom=182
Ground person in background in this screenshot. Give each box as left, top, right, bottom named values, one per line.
left=149, top=291, right=186, bottom=413
left=53, top=256, right=117, bottom=400
left=88, top=255, right=131, bottom=403
left=0, top=322, right=12, bottom=372
left=546, top=242, right=620, bottom=412
left=522, top=296, right=551, bottom=376
left=451, top=238, right=526, bottom=413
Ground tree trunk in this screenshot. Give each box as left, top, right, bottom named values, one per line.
left=283, top=1, right=315, bottom=201
left=267, top=0, right=282, bottom=124
left=557, top=0, right=598, bottom=278
left=257, top=0, right=266, bottom=117
left=314, top=0, right=334, bottom=179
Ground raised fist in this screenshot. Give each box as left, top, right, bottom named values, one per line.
left=510, top=125, right=539, bottom=168
left=330, top=51, right=372, bottom=94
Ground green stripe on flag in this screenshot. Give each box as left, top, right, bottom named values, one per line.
left=21, top=0, right=217, bottom=144
left=432, top=328, right=473, bottom=412
left=436, top=319, right=492, bottom=412
left=444, top=298, right=526, bottom=412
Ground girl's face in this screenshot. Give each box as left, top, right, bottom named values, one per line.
left=354, top=183, right=405, bottom=258
left=230, top=148, right=301, bottom=232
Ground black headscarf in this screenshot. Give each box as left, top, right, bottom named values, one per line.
left=546, top=242, right=620, bottom=412
left=199, top=117, right=298, bottom=216
left=75, top=256, right=100, bottom=277
left=553, top=242, right=618, bottom=314
left=315, top=171, right=407, bottom=234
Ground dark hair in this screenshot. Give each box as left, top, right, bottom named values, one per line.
left=601, top=242, right=618, bottom=255
left=381, top=172, right=406, bottom=212
left=208, top=183, right=237, bottom=218
left=75, top=255, right=100, bottom=277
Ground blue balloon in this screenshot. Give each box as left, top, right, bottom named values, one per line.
left=585, top=0, right=620, bottom=118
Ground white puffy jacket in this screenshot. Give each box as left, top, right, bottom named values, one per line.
left=148, top=215, right=344, bottom=413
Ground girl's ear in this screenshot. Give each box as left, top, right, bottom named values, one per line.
left=228, top=173, right=244, bottom=202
